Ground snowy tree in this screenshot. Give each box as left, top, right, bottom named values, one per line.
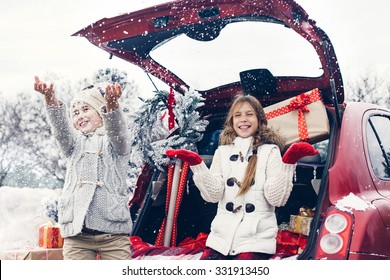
left=0, top=91, right=65, bottom=187
left=1, top=75, right=66, bottom=186
left=0, top=92, right=15, bottom=185
left=346, top=70, right=390, bottom=107
left=129, top=88, right=209, bottom=172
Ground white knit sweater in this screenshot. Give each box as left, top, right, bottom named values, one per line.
left=191, top=136, right=295, bottom=255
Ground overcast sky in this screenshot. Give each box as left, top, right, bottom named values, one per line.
left=0, top=0, right=389, bottom=99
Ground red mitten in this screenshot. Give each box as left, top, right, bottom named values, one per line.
left=282, top=142, right=319, bottom=164
left=166, top=149, right=202, bottom=166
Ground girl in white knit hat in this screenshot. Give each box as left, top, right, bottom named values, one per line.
left=34, top=76, right=132, bottom=260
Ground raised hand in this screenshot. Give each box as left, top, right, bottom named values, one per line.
left=104, top=83, right=122, bottom=112
left=34, top=76, right=59, bottom=106
left=282, top=142, right=319, bottom=164
left=166, top=149, right=202, bottom=166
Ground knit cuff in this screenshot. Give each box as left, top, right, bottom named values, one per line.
left=190, top=161, right=208, bottom=174
left=282, top=162, right=297, bottom=172
left=46, top=100, right=64, bottom=109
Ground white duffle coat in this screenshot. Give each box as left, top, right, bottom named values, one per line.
left=191, top=136, right=295, bottom=256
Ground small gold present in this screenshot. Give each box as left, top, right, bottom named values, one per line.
left=289, top=215, right=313, bottom=236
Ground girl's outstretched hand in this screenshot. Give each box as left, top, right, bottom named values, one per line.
left=282, top=142, right=319, bottom=164
left=105, top=83, right=122, bottom=112
left=34, top=76, right=54, bottom=96
left=166, top=149, right=202, bottom=166
left=34, top=76, right=58, bottom=106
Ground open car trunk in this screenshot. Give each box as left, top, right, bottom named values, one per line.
left=129, top=104, right=335, bottom=259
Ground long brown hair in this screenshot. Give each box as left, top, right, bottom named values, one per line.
left=220, top=94, right=285, bottom=196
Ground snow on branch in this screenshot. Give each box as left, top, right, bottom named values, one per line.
left=129, top=88, right=208, bottom=171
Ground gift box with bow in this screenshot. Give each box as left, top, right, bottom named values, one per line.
left=275, top=230, right=308, bottom=257
left=289, top=207, right=315, bottom=236
left=264, top=88, right=329, bottom=149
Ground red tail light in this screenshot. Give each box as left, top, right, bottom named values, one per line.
left=314, top=207, right=354, bottom=260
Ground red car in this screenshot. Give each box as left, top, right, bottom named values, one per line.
left=74, top=0, right=390, bottom=260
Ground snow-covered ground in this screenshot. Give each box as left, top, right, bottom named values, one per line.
left=0, top=186, right=61, bottom=259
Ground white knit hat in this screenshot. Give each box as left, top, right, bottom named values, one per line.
left=71, top=82, right=108, bottom=114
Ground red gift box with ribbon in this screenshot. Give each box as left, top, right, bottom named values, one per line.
left=276, top=230, right=308, bottom=256
left=39, top=221, right=64, bottom=248
left=264, top=88, right=329, bottom=149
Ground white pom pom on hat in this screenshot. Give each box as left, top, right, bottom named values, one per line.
left=71, top=82, right=109, bottom=114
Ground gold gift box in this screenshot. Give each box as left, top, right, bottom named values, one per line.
left=289, top=215, right=313, bottom=236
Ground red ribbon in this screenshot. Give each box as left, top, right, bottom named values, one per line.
left=130, top=236, right=154, bottom=251
left=167, top=88, right=176, bottom=130
left=159, top=88, right=176, bottom=130
left=265, top=88, right=322, bottom=142
left=178, top=232, right=208, bottom=249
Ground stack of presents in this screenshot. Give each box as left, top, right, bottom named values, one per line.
left=273, top=207, right=315, bottom=258
left=3, top=222, right=63, bottom=260
left=129, top=207, right=316, bottom=260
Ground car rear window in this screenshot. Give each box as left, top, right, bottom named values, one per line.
left=150, top=21, right=323, bottom=91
